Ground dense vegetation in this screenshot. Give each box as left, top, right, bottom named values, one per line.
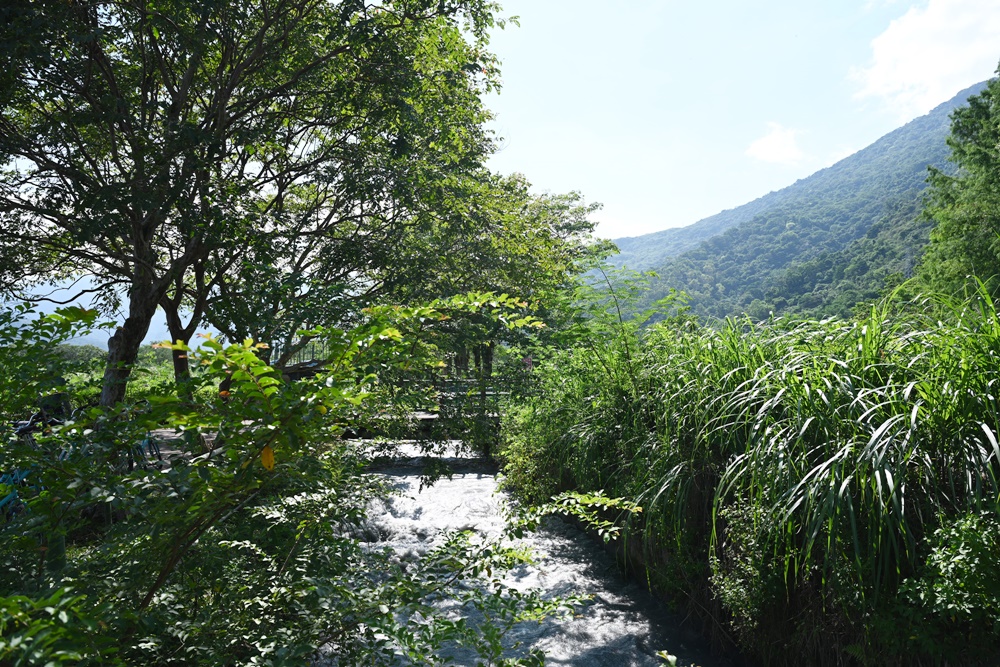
left=919, top=75, right=1000, bottom=301
left=497, top=75, right=1000, bottom=666
left=612, top=82, right=987, bottom=321
left=761, top=198, right=931, bottom=318
left=5, top=0, right=1000, bottom=663
left=500, top=290, right=1000, bottom=666
left=0, top=1, right=617, bottom=664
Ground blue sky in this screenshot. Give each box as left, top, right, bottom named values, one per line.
left=483, top=0, right=1000, bottom=239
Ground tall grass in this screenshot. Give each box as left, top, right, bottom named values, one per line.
left=499, top=293, right=1000, bottom=665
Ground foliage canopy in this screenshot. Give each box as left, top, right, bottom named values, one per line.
left=919, top=71, right=1000, bottom=298
left=0, top=0, right=514, bottom=403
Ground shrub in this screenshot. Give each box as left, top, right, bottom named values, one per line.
left=893, top=511, right=1000, bottom=663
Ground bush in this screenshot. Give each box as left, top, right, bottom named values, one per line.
left=892, top=511, right=1000, bottom=663
left=0, top=305, right=103, bottom=422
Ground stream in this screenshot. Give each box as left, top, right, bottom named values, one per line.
left=360, top=444, right=742, bottom=667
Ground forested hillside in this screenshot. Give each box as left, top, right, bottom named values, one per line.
left=618, top=81, right=988, bottom=319
left=610, top=189, right=796, bottom=271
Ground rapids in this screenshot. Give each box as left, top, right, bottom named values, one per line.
left=360, top=445, right=742, bottom=667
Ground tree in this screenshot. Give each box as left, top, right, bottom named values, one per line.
left=919, top=69, right=1000, bottom=297
left=200, top=170, right=613, bottom=376
left=0, top=0, right=506, bottom=405
left=384, top=174, right=612, bottom=303
left=381, top=175, right=612, bottom=381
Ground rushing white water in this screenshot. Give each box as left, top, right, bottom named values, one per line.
left=361, top=446, right=740, bottom=667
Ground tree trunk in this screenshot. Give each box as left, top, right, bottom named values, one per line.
left=483, top=342, right=494, bottom=379
left=455, top=346, right=469, bottom=373
left=476, top=342, right=495, bottom=459
left=100, top=289, right=160, bottom=407
left=161, top=271, right=216, bottom=384
left=171, top=347, right=190, bottom=383
left=163, top=303, right=195, bottom=382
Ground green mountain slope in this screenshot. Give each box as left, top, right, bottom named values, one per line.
left=611, top=189, right=796, bottom=271
left=620, top=81, right=988, bottom=320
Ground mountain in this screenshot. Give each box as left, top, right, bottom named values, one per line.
left=613, top=80, right=989, bottom=320
left=611, top=187, right=797, bottom=272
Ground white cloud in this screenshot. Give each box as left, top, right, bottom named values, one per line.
left=745, top=123, right=806, bottom=165
left=853, top=0, right=1000, bottom=119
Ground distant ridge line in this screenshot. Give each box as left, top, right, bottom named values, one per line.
left=609, top=80, right=990, bottom=273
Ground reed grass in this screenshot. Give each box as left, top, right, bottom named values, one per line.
left=499, top=291, right=1000, bottom=665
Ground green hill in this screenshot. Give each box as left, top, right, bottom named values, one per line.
left=611, top=189, right=797, bottom=271
left=615, top=81, right=988, bottom=320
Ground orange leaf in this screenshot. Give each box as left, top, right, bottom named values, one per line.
left=261, top=445, right=275, bottom=471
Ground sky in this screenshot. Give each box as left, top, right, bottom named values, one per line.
left=482, top=0, right=1000, bottom=239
